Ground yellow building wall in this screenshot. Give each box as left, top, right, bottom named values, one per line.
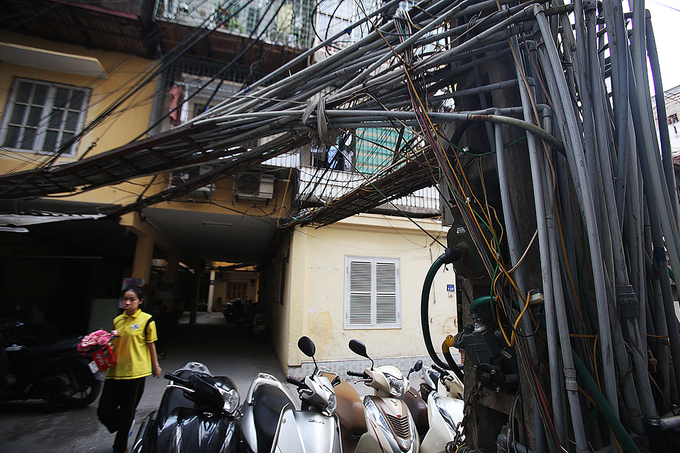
left=282, top=213, right=455, bottom=368
left=0, top=32, right=295, bottom=219
left=0, top=32, right=158, bottom=203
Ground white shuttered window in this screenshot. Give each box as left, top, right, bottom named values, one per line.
left=345, top=256, right=401, bottom=329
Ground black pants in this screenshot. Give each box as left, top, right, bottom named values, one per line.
left=97, top=377, right=145, bottom=453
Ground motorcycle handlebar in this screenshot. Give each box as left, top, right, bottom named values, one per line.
left=165, top=372, right=190, bottom=387
left=347, top=370, right=369, bottom=378
left=286, top=376, right=305, bottom=388
left=431, top=363, right=448, bottom=376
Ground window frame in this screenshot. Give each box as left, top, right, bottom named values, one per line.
left=0, top=78, right=90, bottom=157
left=344, top=255, right=401, bottom=329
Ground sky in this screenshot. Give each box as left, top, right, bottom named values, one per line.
left=645, top=1, right=680, bottom=91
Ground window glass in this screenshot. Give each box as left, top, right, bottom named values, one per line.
left=1, top=79, right=89, bottom=156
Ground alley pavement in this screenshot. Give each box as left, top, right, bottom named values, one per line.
left=0, top=311, right=286, bottom=453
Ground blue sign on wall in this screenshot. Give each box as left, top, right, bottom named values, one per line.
left=447, top=284, right=455, bottom=292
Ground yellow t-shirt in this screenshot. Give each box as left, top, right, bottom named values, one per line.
left=106, top=309, right=158, bottom=380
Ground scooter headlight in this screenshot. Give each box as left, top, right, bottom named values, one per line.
left=385, top=372, right=406, bottom=397
left=219, top=386, right=240, bottom=415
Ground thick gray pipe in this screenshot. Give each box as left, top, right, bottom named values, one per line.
left=513, top=43, right=567, bottom=444
left=493, top=117, right=547, bottom=453
left=645, top=11, right=679, bottom=223
left=631, top=0, right=680, bottom=295
left=573, top=0, right=606, bottom=245
left=538, top=128, right=589, bottom=453
left=582, top=2, right=658, bottom=424
left=628, top=78, right=680, bottom=403
left=602, top=0, right=631, bottom=225
left=534, top=5, right=618, bottom=414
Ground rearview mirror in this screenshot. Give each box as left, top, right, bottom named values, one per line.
left=349, top=339, right=368, bottom=358
left=298, top=336, right=316, bottom=358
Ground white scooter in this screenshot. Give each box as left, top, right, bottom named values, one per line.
left=239, top=336, right=342, bottom=453
left=418, top=363, right=465, bottom=453
left=345, top=339, right=420, bottom=453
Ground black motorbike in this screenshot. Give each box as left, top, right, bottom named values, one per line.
left=131, top=362, right=240, bottom=453
left=222, top=298, right=250, bottom=326
left=0, top=320, right=103, bottom=408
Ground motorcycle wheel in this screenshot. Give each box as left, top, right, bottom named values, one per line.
left=64, top=362, right=103, bottom=408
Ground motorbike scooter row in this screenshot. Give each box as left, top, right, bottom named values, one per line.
left=133, top=336, right=463, bottom=453
left=133, top=336, right=342, bottom=453
left=333, top=340, right=464, bottom=453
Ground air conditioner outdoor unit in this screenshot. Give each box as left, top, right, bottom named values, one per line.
left=169, top=165, right=215, bottom=197
left=233, top=173, right=275, bottom=199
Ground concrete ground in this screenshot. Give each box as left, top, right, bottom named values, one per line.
left=0, top=312, right=287, bottom=453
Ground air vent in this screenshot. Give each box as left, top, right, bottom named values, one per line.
left=233, top=173, right=275, bottom=199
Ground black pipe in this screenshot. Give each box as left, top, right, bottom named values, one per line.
left=421, top=246, right=464, bottom=382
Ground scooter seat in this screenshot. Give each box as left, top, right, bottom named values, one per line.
left=324, top=372, right=367, bottom=433
left=16, top=338, right=78, bottom=364
left=252, top=385, right=291, bottom=453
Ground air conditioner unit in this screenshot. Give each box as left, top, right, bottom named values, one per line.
left=169, top=165, right=215, bottom=197
left=233, top=173, right=275, bottom=199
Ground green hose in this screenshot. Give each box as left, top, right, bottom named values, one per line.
left=572, top=351, right=641, bottom=453
left=470, top=295, right=494, bottom=319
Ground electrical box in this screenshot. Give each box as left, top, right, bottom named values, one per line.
left=169, top=165, right=215, bottom=197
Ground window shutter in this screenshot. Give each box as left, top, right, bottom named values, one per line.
left=345, top=256, right=400, bottom=329
left=376, top=261, right=396, bottom=324
left=349, top=260, right=372, bottom=325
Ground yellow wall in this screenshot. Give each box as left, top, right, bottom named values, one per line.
left=0, top=32, right=158, bottom=202
left=281, top=213, right=455, bottom=367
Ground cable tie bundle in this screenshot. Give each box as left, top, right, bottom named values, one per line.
left=302, top=96, right=338, bottom=147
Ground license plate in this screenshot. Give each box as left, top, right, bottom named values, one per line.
left=88, top=360, right=99, bottom=374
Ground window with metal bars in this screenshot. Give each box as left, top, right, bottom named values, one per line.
left=1, top=78, right=89, bottom=156
left=345, top=256, right=401, bottom=329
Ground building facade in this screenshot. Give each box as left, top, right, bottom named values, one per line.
left=0, top=0, right=455, bottom=373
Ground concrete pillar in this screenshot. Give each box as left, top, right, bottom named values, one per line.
left=190, top=264, right=201, bottom=324
left=207, top=269, right=216, bottom=312
left=132, top=233, right=154, bottom=283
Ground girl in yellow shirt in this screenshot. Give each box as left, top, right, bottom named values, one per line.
left=97, top=285, right=161, bottom=453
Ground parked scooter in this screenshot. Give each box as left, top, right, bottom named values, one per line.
left=345, top=339, right=420, bottom=453
left=131, top=362, right=240, bottom=453
left=0, top=319, right=103, bottom=408
left=223, top=298, right=249, bottom=325
left=418, top=363, right=465, bottom=453
left=239, top=336, right=342, bottom=453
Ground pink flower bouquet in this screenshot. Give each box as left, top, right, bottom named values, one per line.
left=78, top=329, right=117, bottom=352
left=79, top=329, right=118, bottom=371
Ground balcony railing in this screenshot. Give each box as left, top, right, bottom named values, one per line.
left=156, top=0, right=314, bottom=49
left=297, top=166, right=441, bottom=214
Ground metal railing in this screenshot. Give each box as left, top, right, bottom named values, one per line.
left=155, top=0, right=314, bottom=49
